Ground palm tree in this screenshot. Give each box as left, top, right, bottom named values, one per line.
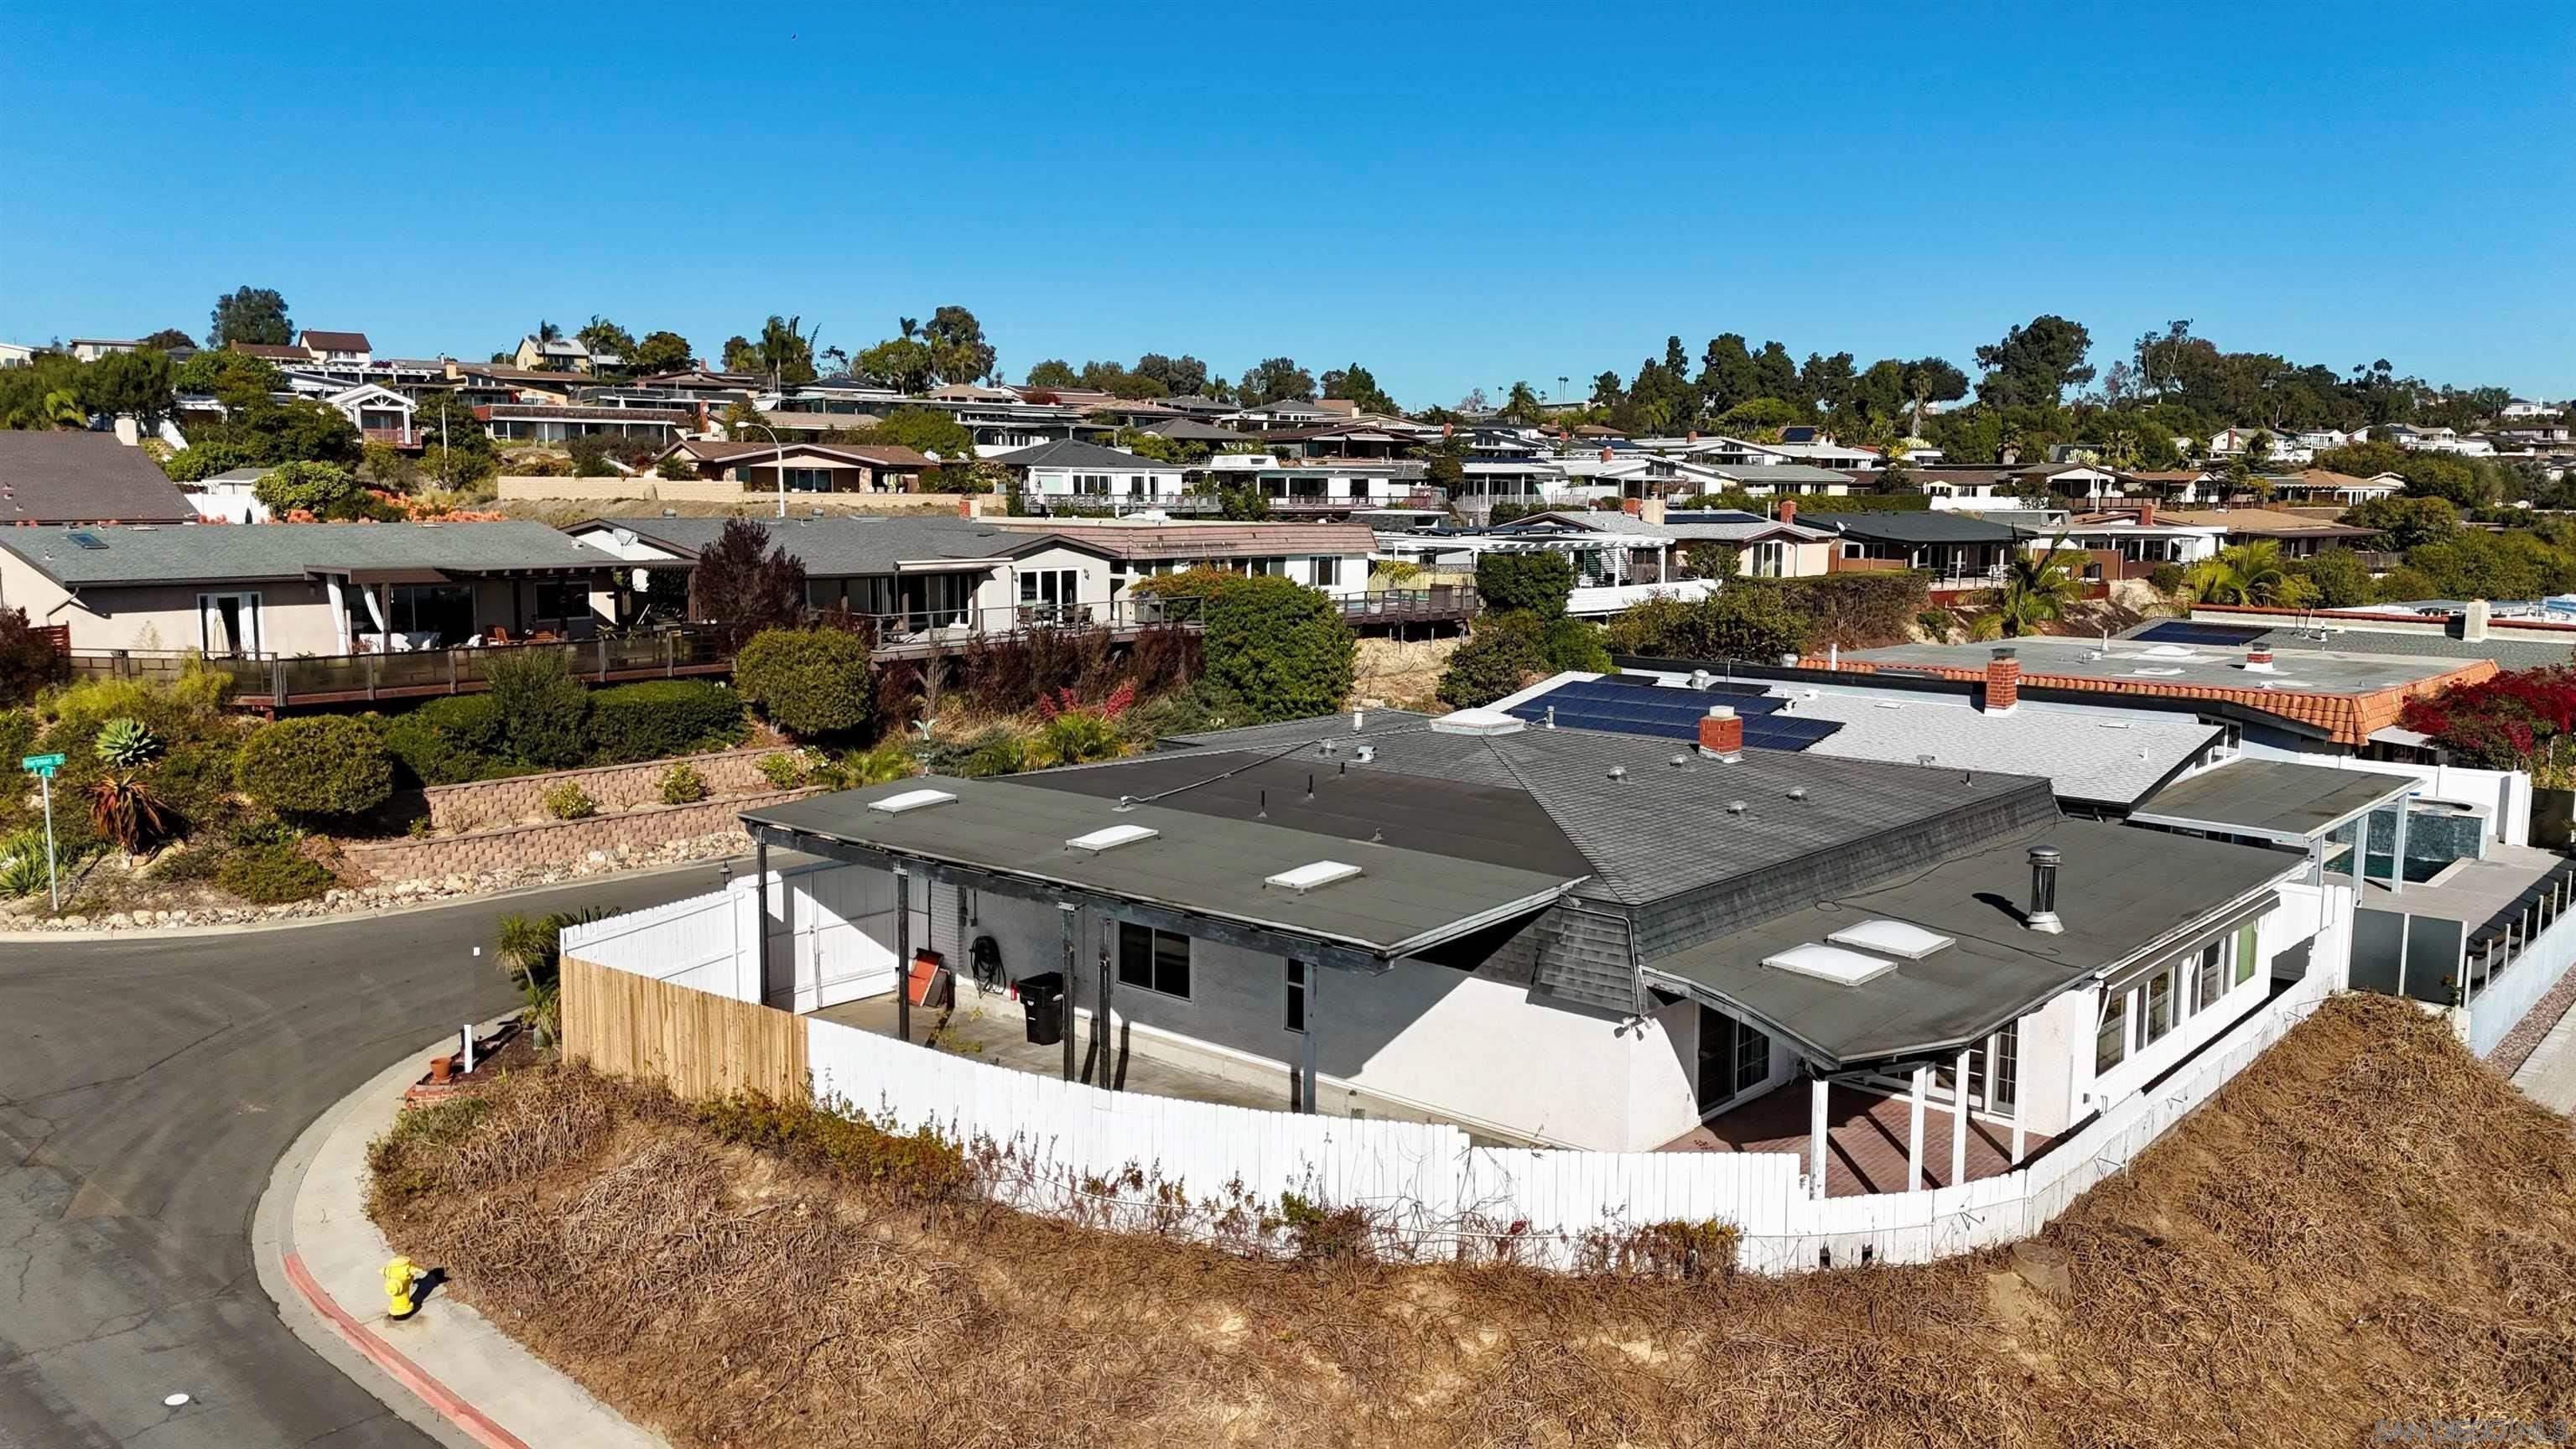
left=2184, top=540, right=2296, bottom=605
left=496, top=907, right=608, bottom=1045
left=1971, top=543, right=2085, bottom=640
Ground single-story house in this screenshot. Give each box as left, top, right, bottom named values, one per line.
left=1200, top=454, right=1433, bottom=512
left=326, top=383, right=417, bottom=446
left=988, top=517, right=1378, bottom=599
left=989, top=439, right=1190, bottom=508
left=653, top=439, right=936, bottom=496
left=0, top=428, right=197, bottom=526
left=562, top=516, right=1119, bottom=635
left=1483, top=505, right=1835, bottom=580
left=479, top=403, right=699, bottom=444
left=1813, top=512, right=2030, bottom=580
left=0, top=521, right=626, bottom=657
left=2153, top=506, right=2381, bottom=558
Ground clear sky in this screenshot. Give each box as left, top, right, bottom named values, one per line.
left=6, top=2, right=2569, bottom=405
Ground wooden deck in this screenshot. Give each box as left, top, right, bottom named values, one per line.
left=1665, top=1080, right=2051, bottom=1197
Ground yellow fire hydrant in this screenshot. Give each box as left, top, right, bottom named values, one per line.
left=384, top=1256, right=423, bottom=1320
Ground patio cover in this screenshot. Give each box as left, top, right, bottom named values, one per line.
left=2129, top=759, right=2415, bottom=845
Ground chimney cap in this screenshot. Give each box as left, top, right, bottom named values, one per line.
left=1991, top=646, right=2018, bottom=662
left=2028, top=844, right=2061, bottom=865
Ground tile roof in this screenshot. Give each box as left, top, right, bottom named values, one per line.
left=0, top=431, right=195, bottom=525
left=0, top=521, right=622, bottom=587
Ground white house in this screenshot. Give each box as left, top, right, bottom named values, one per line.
left=991, top=439, right=1190, bottom=509
left=1202, top=454, right=1434, bottom=512
left=325, top=383, right=416, bottom=446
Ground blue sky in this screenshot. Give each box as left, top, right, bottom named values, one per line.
left=6, top=3, right=2569, bottom=405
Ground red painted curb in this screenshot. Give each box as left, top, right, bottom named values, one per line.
left=281, top=1250, right=532, bottom=1449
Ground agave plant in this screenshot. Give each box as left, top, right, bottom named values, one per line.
left=93, top=717, right=163, bottom=770
left=85, top=771, right=174, bottom=854
left=0, top=828, right=60, bottom=897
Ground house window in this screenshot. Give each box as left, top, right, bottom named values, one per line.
left=2144, top=969, right=2174, bottom=1045
left=1285, top=958, right=1306, bottom=1033
left=1989, top=1021, right=2019, bottom=1110
left=1311, top=556, right=1340, bottom=588
left=527, top=579, right=588, bottom=627
left=782, top=467, right=834, bottom=492
left=1018, top=568, right=1078, bottom=620
left=2235, top=922, right=2259, bottom=985
left=1116, top=922, right=1191, bottom=1000
left=2194, top=940, right=2225, bottom=1013
left=1073, top=474, right=1110, bottom=496
left=2096, top=989, right=2128, bottom=1075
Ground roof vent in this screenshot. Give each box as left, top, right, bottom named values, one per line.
left=1431, top=708, right=1526, bottom=736
left=868, top=787, right=957, bottom=815
left=1067, top=823, right=1158, bottom=853
left=1763, top=943, right=1898, bottom=987
left=2026, top=845, right=2064, bottom=934
left=1786, top=787, right=1809, bottom=802
left=1826, top=920, right=1953, bottom=959
left=1265, top=860, right=1363, bottom=893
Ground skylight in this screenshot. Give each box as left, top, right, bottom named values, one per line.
left=1265, top=860, right=1363, bottom=892
left=1067, top=823, right=1158, bottom=853
left=1429, top=708, right=1525, bottom=736
left=867, top=788, right=957, bottom=815
left=1762, top=943, right=1898, bottom=986
left=1826, top=920, right=1954, bottom=960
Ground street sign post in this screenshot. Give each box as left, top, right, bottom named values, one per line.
left=21, top=754, right=64, bottom=911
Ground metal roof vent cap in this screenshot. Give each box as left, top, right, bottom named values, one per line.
left=1690, top=669, right=1712, bottom=689
left=1354, top=744, right=1375, bottom=763
left=1669, top=752, right=1690, bottom=767
left=1726, top=799, right=1748, bottom=815
left=2026, top=845, right=2064, bottom=934
left=1787, top=786, right=1809, bottom=802
left=1607, top=765, right=1628, bottom=781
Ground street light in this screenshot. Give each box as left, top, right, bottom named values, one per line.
left=739, top=421, right=788, bottom=517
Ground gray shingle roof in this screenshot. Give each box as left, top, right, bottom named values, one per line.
left=0, top=521, right=621, bottom=587
left=577, top=516, right=1093, bottom=576
left=0, top=432, right=195, bottom=525
left=1768, top=689, right=2220, bottom=807
left=987, top=439, right=1184, bottom=471
left=1812, top=512, right=2029, bottom=544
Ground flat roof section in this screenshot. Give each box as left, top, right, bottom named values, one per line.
left=742, top=778, right=1581, bottom=960
left=2130, top=759, right=2416, bottom=844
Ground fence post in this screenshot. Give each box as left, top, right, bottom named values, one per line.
left=662, top=631, right=674, bottom=678
left=595, top=636, right=609, bottom=682
left=271, top=658, right=286, bottom=709
left=364, top=651, right=378, bottom=702
left=447, top=649, right=460, bottom=694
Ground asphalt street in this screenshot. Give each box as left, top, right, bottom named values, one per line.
left=0, top=861, right=739, bottom=1448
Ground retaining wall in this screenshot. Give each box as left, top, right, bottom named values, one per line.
left=419, top=746, right=788, bottom=833
left=345, top=787, right=811, bottom=882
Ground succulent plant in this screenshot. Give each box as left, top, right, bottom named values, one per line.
left=94, top=717, right=162, bottom=770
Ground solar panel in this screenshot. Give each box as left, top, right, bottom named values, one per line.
left=1502, top=680, right=1844, bottom=751
left=2133, top=621, right=2267, bottom=647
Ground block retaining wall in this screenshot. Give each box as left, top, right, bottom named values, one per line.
left=345, top=787, right=815, bottom=882
left=419, top=746, right=792, bottom=834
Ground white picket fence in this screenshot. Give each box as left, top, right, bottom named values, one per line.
left=565, top=883, right=2350, bottom=1274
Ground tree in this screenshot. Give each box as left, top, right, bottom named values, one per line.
left=1714, top=397, right=1801, bottom=439
left=924, top=305, right=995, bottom=385
left=2394, top=454, right=2497, bottom=509
left=2399, top=667, right=2576, bottom=787
left=1971, top=544, right=2086, bottom=638
left=2286, top=548, right=2377, bottom=608
left=1438, top=614, right=1546, bottom=708
left=855, top=407, right=974, bottom=459
left=691, top=519, right=808, bottom=645
left=1973, top=315, right=2094, bottom=408
left=854, top=336, right=934, bottom=393
left=175, top=348, right=283, bottom=408
left=0, top=606, right=64, bottom=705
left=1133, top=353, right=1211, bottom=397
left=2341, top=496, right=2459, bottom=551
left=576, top=316, right=638, bottom=366
left=2183, top=541, right=2307, bottom=607
left=1319, top=363, right=1398, bottom=415
left=252, top=460, right=388, bottom=520
left=724, top=314, right=821, bottom=387
left=208, top=286, right=291, bottom=347
left=627, top=330, right=693, bottom=375
left=140, top=328, right=196, bottom=351
left=1901, top=356, right=1969, bottom=433
left=1497, top=381, right=1548, bottom=426
left=1474, top=552, right=1575, bottom=617
left=80, top=350, right=175, bottom=419
left=1238, top=357, right=1316, bottom=407
left=1202, top=576, right=1355, bottom=722
left=1025, top=358, right=1080, bottom=389
left=1601, top=585, right=1810, bottom=662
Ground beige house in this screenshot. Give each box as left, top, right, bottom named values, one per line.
left=652, top=439, right=936, bottom=496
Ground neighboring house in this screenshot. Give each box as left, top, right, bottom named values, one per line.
left=478, top=402, right=699, bottom=444
left=515, top=334, right=609, bottom=373
left=1227, top=398, right=1339, bottom=430
left=988, top=517, right=1378, bottom=600
left=299, top=330, right=372, bottom=368
left=2269, top=468, right=2404, bottom=506
left=326, top=383, right=417, bottom=446
left=1813, top=512, right=2030, bottom=581
left=2153, top=506, right=2381, bottom=558
left=0, top=428, right=197, bottom=526
left=1906, top=465, right=2048, bottom=511
left=652, top=439, right=935, bottom=496
left=0, top=521, right=626, bottom=657
left=1483, top=504, right=1834, bottom=581
left=67, top=339, right=145, bottom=361
left=0, top=342, right=42, bottom=368
left=2501, top=399, right=2561, bottom=420
left=990, top=439, right=1189, bottom=509
left=1201, top=454, right=1435, bottom=513
left=2034, top=509, right=2226, bottom=576
left=2207, top=427, right=2311, bottom=464
left=228, top=341, right=311, bottom=365
left=563, top=515, right=1119, bottom=634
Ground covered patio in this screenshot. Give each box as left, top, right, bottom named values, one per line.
left=1665, top=1079, right=2051, bottom=1197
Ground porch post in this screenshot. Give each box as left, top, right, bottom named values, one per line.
left=893, top=865, right=911, bottom=1046
left=753, top=838, right=771, bottom=1005
left=1906, top=1066, right=1928, bottom=1192
left=1095, top=921, right=1116, bottom=1090
left=325, top=574, right=350, bottom=653
left=2010, top=1105, right=2026, bottom=1167
left=1058, top=904, right=1078, bottom=1081
left=2389, top=801, right=2411, bottom=896
left=1950, top=1049, right=1971, bottom=1187
left=1298, top=964, right=1320, bottom=1114
left=2309, top=838, right=2324, bottom=887
left=1808, top=1074, right=1830, bottom=1200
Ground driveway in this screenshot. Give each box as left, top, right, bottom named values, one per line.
left=0, top=861, right=740, bottom=1448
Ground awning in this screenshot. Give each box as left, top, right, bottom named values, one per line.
left=2130, top=759, right=2416, bottom=845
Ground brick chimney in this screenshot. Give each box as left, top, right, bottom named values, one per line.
left=1622, top=497, right=1644, bottom=517
left=2244, top=645, right=2275, bottom=673
left=1698, top=705, right=1743, bottom=761
left=1640, top=496, right=1666, bottom=526
left=2135, top=499, right=2155, bottom=527
left=1778, top=499, right=1797, bottom=527
left=1600, top=447, right=1614, bottom=461
left=1984, top=647, right=2021, bottom=713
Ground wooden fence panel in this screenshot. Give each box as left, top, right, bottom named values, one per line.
left=562, top=953, right=804, bottom=1102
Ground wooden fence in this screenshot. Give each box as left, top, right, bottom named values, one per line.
left=560, top=953, right=805, bottom=1103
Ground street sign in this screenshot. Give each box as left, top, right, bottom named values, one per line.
left=20, top=753, right=64, bottom=777
left=20, top=756, right=62, bottom=909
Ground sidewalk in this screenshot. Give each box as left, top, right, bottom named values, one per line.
left=2513, top=1001, right=2576, bottom=1114
left=254, top=1025, right=669, bottom=1449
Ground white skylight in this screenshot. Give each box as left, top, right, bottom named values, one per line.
left=1067, top=823, right=1159, bottom=853
left=1265, top=860, right=1364, bottom=892
left=867, top=788, right=957, bottom=815
left=1826, top=920, right=1955, bottom=960
left=2137, top=644, right=2199, bottom=661
left=1762, top=943, right=1899, bottom=986
left=1430, top=708, right=1525, bottom=735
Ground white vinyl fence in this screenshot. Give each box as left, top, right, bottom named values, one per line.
left=565, top=881, right=2350, bottom=1274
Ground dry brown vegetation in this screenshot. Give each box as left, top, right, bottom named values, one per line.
left=370, top=994, right=2576, bottom=1448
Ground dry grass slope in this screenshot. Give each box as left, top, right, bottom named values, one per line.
left=369, top=993, right=2576, bottom=1448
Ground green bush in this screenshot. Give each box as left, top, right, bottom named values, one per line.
left=542, top=782, right=596, bottom=820
left=586, top=680, right=748, bottom=763
left=382, top=693, right=508, bottom=786
left=2147, top=562, right=2186, bottom=595
left=217, top=841, right=335, bottom=904
left=1439, top=615, right=1547, bottom=708
left=235, top=717, right=392, bottom=818
left=1474, top=552, right=1576, bottom=618
left=1201, top=576, right=1355, bottom=724
left=1602, top=587, right=1812, bottom=663
left=735, top=629, right=874, bottom=738
left=657, top=761, right=709, bottom=804
left=960, top=731, right=1031, bottom=778
left=756, top=751, right=804, bottom=790
left=1541, top=615, right=1611, bottom=673
left=485, top=649, right=591, bottom=768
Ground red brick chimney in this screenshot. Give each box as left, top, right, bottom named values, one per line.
left=2245, top=645, right=2275, bottom=673
left=2136, top=499, right=2155, bottom=527
left=1985, top=647, right=2021, bottom=713
left=1698, top=705, right=1744, bottom=759
left=1623, top=497, right=1644, bottom=517
left=1778, top=499, right=1797, bottom=527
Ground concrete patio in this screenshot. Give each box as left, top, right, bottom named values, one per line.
left=816, top=989, right=1303, bottom=1113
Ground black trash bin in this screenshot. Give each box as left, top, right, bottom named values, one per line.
left=1016, top=972, right=1067, bottom=1046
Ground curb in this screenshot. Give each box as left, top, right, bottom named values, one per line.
left=279, top=1251, right=531, bottom=1449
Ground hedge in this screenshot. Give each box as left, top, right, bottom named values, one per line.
left=383, top=694, right=507, bottom=786
left=736, top=629, right=874, bottom=738
left=485, top=649, right=591, bottom=768
left=587, top=680, right=749, bottom=763
left=1200, top=576, right=1354, bottom=723
left=217, top=841, right=335, bottom=904
left=235, top=716, right=392, bottom=818
left=1474, top=552, right=1575, bottom=618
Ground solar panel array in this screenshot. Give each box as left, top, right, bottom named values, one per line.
left=1503, top=679, right=1845, bottom=752
left=2132, top=621, right=2270, bottom=647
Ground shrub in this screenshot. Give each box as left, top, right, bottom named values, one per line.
left=1036, top=709, right=1124, bottom=766
left=1201, top=576, right=1355, bottom=724
left=1602, top=587, right=1810, bottom=663
left=1474, top=552, right=1576, bottom=618
left=657, top=762, right=709, bottom=805
left=217, top=841, right=334, bottom=904
left=1916, top=608, right=1955, bottom=640
left=2147, top=562, right=2186, bottom=595
left=542, top=782, right=597, bottom=820
left=1541, top=615, right=1611, bottom=673
left=382, top=693, right=508, bottom=786
left=959, top=731, right=1031, bottom=778
left=1439, top=615, right=1546, bottom=708
left=736, top=629, right=873, bottom=739
left=485, top=648, right=591, bottom=768
left=693, top=1090, right=972, bottom=1208
left=756, top=751, right=804, bottom=790
left=0, top=606, right=64, bottom=706
left=586, top=680, right=748, bottom=763
left=235, top=717, right=392, bottom=818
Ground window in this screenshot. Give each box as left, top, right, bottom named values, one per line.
left=2096, top=989, right=2128, bottom=1075
left=1285, top=958, right=1306, bottom=1033
left=1733, top=1015, right=1768, bottom=1093
left=1311, top=555, right=1340, bottom=588
left=782, top=466, right=835, bottom=492
left=527, top=579, right=588, bottom=626
left=1989, top=1021, right=2019, bottom=1110
left=2194, top=940, right=2225, bottom=1013
left=2144, top=969, right=2174, bottom=1046
left=1116, top=922, right=1191, bottom=1000
left=1018, top=568, right=1078, bottom=620
left=1073, top=473, right=1110, bottom=496
left=2235, top=922, right=2259, bottom=985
